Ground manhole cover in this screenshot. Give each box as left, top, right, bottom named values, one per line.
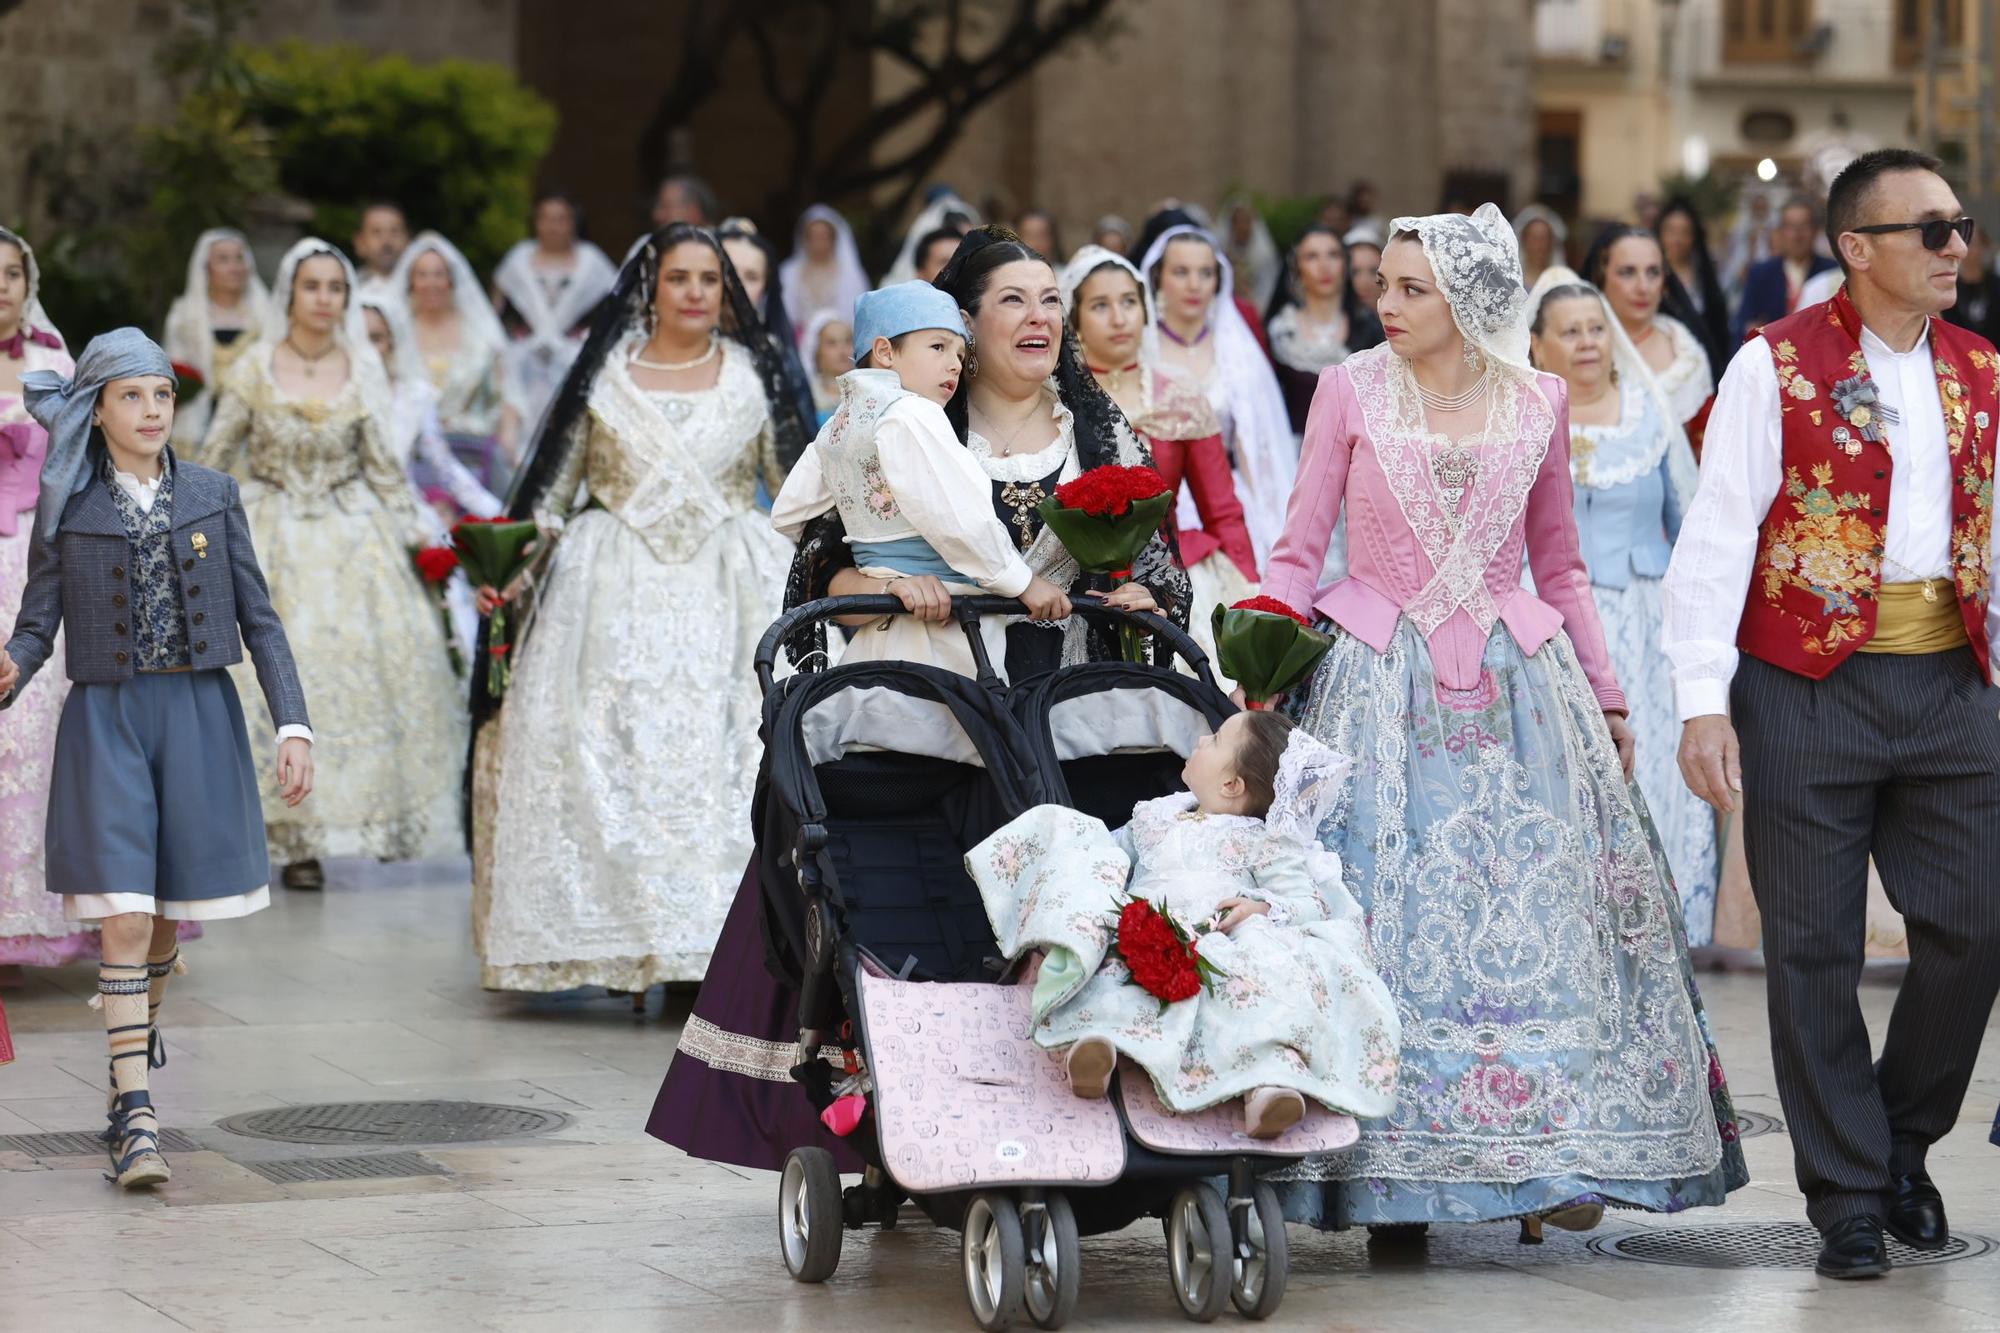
left=215, top=1101, right=569, bottom=1145
left=2, top=1129, right=201, bottom=1158
left=1734, top=1110, right=1784, bottom=1138
left=1589, top=1224, right=1994, bottom=1269
left=241, top=1152, right=449, bottom=1184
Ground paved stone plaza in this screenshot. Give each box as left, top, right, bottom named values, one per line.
left=4, top=862, right=1998, bottom=1332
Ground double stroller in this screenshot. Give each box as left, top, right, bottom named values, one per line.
left=748, top=595, right=1361, bottom=1329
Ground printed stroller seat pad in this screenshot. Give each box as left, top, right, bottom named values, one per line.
left=858, top=969, right=1126, bottom=1194
left=1116, top=1057, right=1361, bottom=1157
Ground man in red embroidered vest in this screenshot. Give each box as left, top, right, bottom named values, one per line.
left=1665, top=149, right=2000, bottom=1279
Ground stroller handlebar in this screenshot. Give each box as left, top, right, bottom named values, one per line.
left=754, top=593, right=1219, bottom=697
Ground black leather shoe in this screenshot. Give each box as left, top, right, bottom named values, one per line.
left=1887, top=1172, right=1949, bottom=1250
left=1816, top=1216, right=1891, bottom=1279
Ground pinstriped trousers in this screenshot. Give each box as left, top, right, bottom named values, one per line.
left=1733, top=647, right=2000, bottom=1229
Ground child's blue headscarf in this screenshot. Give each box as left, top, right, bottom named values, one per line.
left=20, top=327, right=174, bottom=541
left=851, top=281, right=967, bottom=362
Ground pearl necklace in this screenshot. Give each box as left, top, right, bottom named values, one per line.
left=1413, top=366, right=1491, bottom=414
left=630, top=334, right=719, bottom=373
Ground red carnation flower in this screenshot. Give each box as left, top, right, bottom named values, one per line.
left=414, top=546, right=460, bottom=584
left=1230, top=594, right=1309, bottom=627
left=1114, top=898, right=1208, bottom=1004
left=1052, top=465, right=1170, bottom=518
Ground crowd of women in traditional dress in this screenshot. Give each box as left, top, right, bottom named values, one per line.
left=2, top=180, right=1750, bottom=990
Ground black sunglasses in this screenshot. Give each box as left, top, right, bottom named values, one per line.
left=1849, top=216, right=1976, bottom=252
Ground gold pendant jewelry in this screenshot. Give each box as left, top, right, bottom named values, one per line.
left=998, top=480, right=1046, bottom=550
left=191, top=532, right=209, bottom=559
left=1923, top=579, right=1938, bottom=604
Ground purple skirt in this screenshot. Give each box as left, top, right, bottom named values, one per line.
left=645, top=860, right=866, bottom=1173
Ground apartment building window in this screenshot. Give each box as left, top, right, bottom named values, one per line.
left=1894, top=0, right=1966, bottom=66
left=1723, top=0, right=1814, bottom=62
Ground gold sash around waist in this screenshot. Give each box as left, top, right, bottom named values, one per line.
left=1858, top=581, right=1969, bottom=654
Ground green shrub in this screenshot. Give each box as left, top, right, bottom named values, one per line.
left=241, top=42, right=557, bottom=275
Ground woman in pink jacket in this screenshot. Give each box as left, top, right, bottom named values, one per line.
left=1261, top=205, right=1745, bottom=1240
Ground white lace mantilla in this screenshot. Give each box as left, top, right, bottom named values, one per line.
left=1652, top=314, right=1713, bottom=424
left=1345, top=347, right=1553, bottom=637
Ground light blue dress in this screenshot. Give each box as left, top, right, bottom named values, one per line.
left=1270, top=377, right=1745, bottom=1227
left=1568, top=388, right=1720, bottom=946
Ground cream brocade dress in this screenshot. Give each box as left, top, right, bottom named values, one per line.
left=473, top=339, right=791, bottom=991
left=200, top=356, right=466, bottom=864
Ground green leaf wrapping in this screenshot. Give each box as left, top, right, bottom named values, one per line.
left=1211, top=605, right=1334, bottom=703
left=450, top=519, right=539, bottom=592
left=1034, top=491, right=1174, bottom=575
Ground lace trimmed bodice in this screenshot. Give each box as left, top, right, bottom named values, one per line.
left=198, top=352, right=412, bottom=518
left=422, top=326, right=514, bottom=438
left=1123, top=793, right=1306, bottom=922
left=536, top=337, right=777, bottom=565
left=1268, top=306, right=1352, bottom=376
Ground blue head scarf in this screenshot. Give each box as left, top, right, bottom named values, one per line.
left=21, top=327, right=174, bottom=541
left=851, top=280, right=967, bottom=362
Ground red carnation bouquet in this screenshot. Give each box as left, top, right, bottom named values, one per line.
left=1212, top=594, right=1334, bottom=709
left=411, top=544, right=465, bottom=674
left=1036, top=465, right=1175, bottom=660
left=414, top=546, right=459, bottom=584
left=1113, top=896, right=1226, bottom=1010
left=452, top=516, right=541, bottom=697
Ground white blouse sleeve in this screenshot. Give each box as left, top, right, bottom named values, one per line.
left=877, top=402, right=1034, bottom=597
left=416, top=401, right=504, bottom=519
left=1660, top=338, right=1785, bottom=720
left=770, top=440, right=835, bottom=542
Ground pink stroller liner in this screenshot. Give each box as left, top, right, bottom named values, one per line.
left=858, top=969, right=1127, bottom=1195
left=1115, top=1056, right=1361, bottom=1157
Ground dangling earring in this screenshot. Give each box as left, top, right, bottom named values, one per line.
left=1609, top=364, right=1621, bottom=385
left=1463, top=343, right=1482, bottom=372
left=964, top=334, right=978, bottom=381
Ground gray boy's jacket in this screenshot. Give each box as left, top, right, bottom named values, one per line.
left=2, top=455, right=309, bottom=729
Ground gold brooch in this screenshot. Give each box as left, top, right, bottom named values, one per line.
left=191, top=532, right=209, bottom=559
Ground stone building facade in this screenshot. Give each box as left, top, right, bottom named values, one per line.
left=884, top=0, right=1538, bottom=243
left=3, top=0, right=1538, bottom=271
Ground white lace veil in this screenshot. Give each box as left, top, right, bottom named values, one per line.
left=1263, top=727, right=1353, bottom=886
left=779, top=204, right=871, bottom=336
left=355, top=289, right=425, bottom=387
left=1526, top=265, right=1698, bottom=513
left=1135, top=223, right=1296, bottom=561
left=1057, top=244, right=1154, bottom=325
left=390, top=231, right=511, bottom=360
left=1218, top=193, right=1282, bottom=308
left=265, top=237, right=396, bottom=446
left=883, top=191, right=982, bottom=285
left=0, top=225, right=63, bottom=350
left=163, top=228, right=270, bottom=380
left=1386, top=203, right=1532, bottom=377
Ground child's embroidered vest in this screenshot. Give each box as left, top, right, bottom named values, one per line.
left=107, top=464, right=192, bottom=671
left=1739, top=289, right=1996, bottom=678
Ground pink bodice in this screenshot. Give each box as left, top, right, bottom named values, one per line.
left=1259, top=348, right=1625, bottom=713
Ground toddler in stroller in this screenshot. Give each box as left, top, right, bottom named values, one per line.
left=751, top=594, right=1386, bottom=1329
left=967, top=710, right=1401, bottom=1142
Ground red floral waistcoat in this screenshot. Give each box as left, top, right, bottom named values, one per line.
left=1739, top=289, right=1996, bottom=679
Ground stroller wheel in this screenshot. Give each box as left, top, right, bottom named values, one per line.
left=1229, top=1181, right=1289, bottom=1320
left=961, top=1192, right=1027, bottom=1331
left=1165, top=1183, right=1231, bottom=1323
left=1023, top=1191, right=1081, bottom=1329
left=779, top=1147, right=843, bottom=1283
